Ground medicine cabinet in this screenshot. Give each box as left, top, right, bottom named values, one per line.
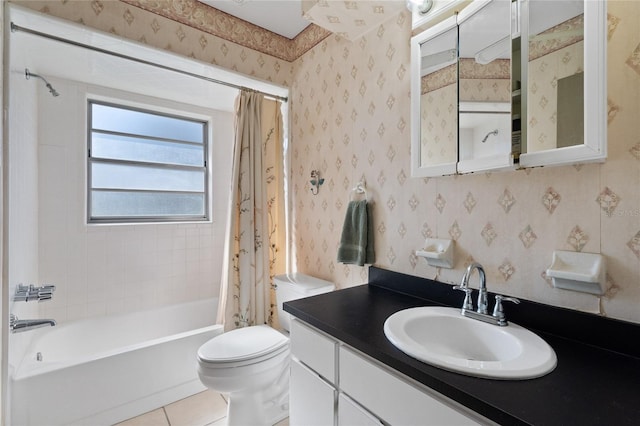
left=410, top=0, right=607, bottom=178
left=457, top=0, right=514, bottom=174
left=410, top=15, right=459, bottom=177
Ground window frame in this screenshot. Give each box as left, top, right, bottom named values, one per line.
left=87, top=99, right=211, bottom=224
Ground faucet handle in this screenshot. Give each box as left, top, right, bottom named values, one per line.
left=492, top=294, right=520, bottom=323
left=453, top=285, right=474, bottom=311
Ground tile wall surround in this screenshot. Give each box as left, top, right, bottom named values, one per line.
left=34, top=77, right=234, bottom=323
left=9, top=1, right=640, bottom=325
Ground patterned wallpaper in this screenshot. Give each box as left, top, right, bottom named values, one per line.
left=9, top=1, right=640, bottom=324
left=528, top=41, right=584, bottom=152
left=420, top=84, right=457, bottom=166
left=291, top=1, right=640, bottom=324
left=13, top=0, right=298, bottom=87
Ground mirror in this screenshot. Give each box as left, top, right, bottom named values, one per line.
left=519, top=0, right=606, bottom=167
left=411, top=16, right=458, bottom=177
left=457, top=0, right=514, bottom=173
left=410, top=0, right=606, bottom=177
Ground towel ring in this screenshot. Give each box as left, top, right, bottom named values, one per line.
left=350, top=182, right=367, bottom=201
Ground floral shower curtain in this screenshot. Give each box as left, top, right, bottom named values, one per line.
left=217, top=90, right=285, bottom=331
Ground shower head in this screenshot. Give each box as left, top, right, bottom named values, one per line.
left=482, top=129, right=499, bottom=143
left=25, top=69, right=60, bottom=97
left=45, top=83, right=60, bottom=97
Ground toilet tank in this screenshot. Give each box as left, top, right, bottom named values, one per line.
left=274, top=273, right=334, bottom=332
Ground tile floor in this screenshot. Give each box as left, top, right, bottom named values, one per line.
left=115, top=390, right=290, bottom=426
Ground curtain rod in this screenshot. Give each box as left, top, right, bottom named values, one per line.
left=10, top=22, right=289, bottom=103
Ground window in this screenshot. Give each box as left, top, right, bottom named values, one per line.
left=88, top=101, right=209, bottom=223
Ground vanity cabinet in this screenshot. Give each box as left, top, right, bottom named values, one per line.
left=289, top=318, right=489, bottom=426
left=289, top=318, right=337, bottom=426
left=290, top=360, right=335, bottom=426
left=337, top=393, right=382, bottom=426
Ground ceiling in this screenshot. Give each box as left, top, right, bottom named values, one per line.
left=198, top=0, right=311, bottom=39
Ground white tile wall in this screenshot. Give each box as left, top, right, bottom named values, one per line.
left=7, top=64, right=41, bottom=381
left=33, top=77, right=233, bottom=324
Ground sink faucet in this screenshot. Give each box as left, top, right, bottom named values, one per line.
left=460, top=262, right=488, bottom=314
left=10, top=314, right=56, bottom=333
left=454, top=262, right=519, bottom=326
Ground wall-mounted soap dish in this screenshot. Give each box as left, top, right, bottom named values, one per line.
left=416, top=238, right=454, bottom=269
left=546, top=250, right=606, bottom=295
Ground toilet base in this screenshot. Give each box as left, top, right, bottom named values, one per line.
left=226, top=391, right=288, bottom=426
left=224, top=361, right=290, bottom=426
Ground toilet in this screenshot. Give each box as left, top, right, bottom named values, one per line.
left=197, top=273, right=334, bottom=426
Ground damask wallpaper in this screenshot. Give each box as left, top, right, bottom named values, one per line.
left=13, top=0, right=300, bottom=86
left=291, top=1, right=640, bottom=324
left=420, top=84, right=457, bottom=166
left=528, top=41, right=584, bottom=152
left=9, top=0, right=640, bottom=324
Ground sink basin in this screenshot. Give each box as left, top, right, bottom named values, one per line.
left=384, top=306, right=557, bottom=379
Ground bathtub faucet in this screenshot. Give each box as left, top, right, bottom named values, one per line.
left=9, top=314, right=56, bottom=333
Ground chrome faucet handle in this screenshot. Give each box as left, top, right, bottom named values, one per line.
left=15, top=284, right=32, bottom=294
left=14, top=283, right=56, bottom=302
left=492, top=294, right=520, bottom=324
left=453, top=285, right=474, bottom=311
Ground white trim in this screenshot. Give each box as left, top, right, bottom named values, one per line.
left=457, top=154, right=515, bottom=174
left=411, top=15, right=458, bottom=178
left=412, top=0, right=469, bottom=30
left=519, top=0, right=607, bottom=168
left=455, top=0, right=493, bottom=26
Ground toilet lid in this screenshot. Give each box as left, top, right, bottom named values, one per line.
left=198, top=325, right=289, bottom=364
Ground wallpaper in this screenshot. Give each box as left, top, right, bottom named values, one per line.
left=13, top=0, right=297, bottom=87
left=9, top=0, right=640, bottom=324
left=420, top=84, right=457, bottom=166
left=291, top=1, right=640, bottom=324
left=528, top=41, right=584, bottom=152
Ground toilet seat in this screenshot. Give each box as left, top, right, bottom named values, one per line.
left=198, top=325, right=289, bottom=368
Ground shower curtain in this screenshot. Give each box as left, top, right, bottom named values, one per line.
left=217, top=91, right=285, bottom=331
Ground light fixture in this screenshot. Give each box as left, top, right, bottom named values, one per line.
left=407, top=0, right=434, bottom=15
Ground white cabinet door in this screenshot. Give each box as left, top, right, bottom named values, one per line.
left=338, top=393, right=383, bottom=426
left=290, top=318, right=337, bottom=384
left=290, top=358, right=335, bottom=426
left=340, top=346, right=485, bottom=426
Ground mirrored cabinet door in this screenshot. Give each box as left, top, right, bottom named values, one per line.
left=411, top=16, right=458, bottom=177
left=457, top=0, right=515, bottom=174
left=518, top=0, right=606, bottom=167
left=409, top=0, right=607, bottom=178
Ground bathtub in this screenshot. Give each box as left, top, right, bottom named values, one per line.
left=11, top=298, right=223, bottom=426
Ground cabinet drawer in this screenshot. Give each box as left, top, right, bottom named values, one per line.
left=338, top=393, right=383, bottom=426
left=290, top=318, right=336, bottom=384
left=290, top=359, right=336, bottom=426
left=340, top=346, right=484, bottom=425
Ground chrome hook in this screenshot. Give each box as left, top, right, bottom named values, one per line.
left=310, top=170, right=324, bottom=195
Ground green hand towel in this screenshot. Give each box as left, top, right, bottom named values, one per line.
left=337, top=200, right=375, bottom=266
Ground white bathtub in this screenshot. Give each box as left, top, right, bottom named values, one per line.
left=11, top=298, right=223, bottom=426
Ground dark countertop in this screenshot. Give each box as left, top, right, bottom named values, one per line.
left=284, top=267, right=640, bottom=425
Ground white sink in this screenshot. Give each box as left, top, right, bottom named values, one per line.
left=383, top=306, right=557, bottom=379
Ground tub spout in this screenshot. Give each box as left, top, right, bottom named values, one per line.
left=10, top=314, right=56, bottom=333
